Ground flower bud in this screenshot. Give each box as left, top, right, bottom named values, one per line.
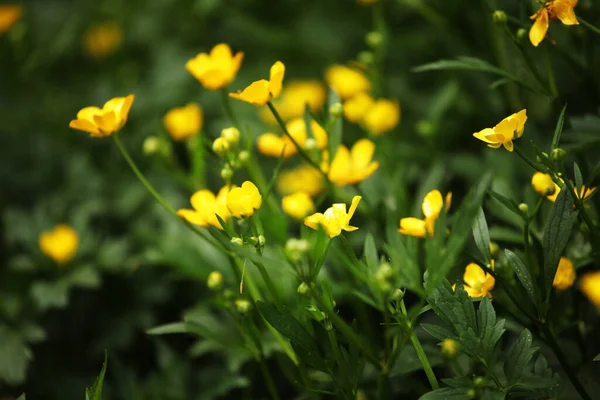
left=221, top=127, right=240, bottom=146
left=238, top=150, right=250, bottom=163
left=391, top=288, right=404, bottom=301
left=440, top=338, right=460, bottom=359
left=297, top=282, right=310, bottom=295
left=258, top=235, right=266, bottom=247
left=416, top=120, right=438, bottom=138
left=492, top=10, right=507, bottom=26
left=365, top=31, right=384, bottom=48
left=220, top=166, right=233, bottom=181
left=231, top=237, right=243, bottom=246
left=207, top=271, right=224, bottom=291
left=329, top=102, right=344, bottom=117
left=531, top=172, right=556, bottom=196
left=235, top=299, right=251, bottom=314
left=143, top=136, right=161, bottom=155
left=516, top=28, right=527, bottom=43
left=304, top=138, right=318, bottom=150
left=285, top=238, right=309, bottom=262
left=473, top=376, right=487, bottom=388
left=551, top=147, right=566, bottom=162
left=466, top=388, right=477, bottom=399
left=375, top=263, right=394, bottom=293
left=358, top=51, right=374, bottom=65
left=518, top=203, right=529, bottom=214
left=212, top=137, right=230, bottom=156
left=489, top=242, right=499, bottom=258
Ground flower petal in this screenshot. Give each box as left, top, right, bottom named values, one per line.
left=229, top=80, right=271, bottom=106
left=398, top=217, right=426, bottom=238
left=269, top=61, right=285, bottom=98
left=422, top=190, right=444, bottom=220
left=463, top=263, right=486, bottom=289
left=529, top=8, right=549, bottom=47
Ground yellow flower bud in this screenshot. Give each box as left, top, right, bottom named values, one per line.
left=212, top=137, right=230, bottom=156
left=143, top=136, right=161, bottom=156
left=551, top=147, right=566, bottom=162
left=238, top=150, right=250, bottom=163
left=282, top=192, right=315, bottom=220
left=552, top=257, right=576, bottom=290
left=231, top=237, right=244, bottom=246
left=207, top=271, right=224, bottom=291
left=440, top=338, right=459, bottom=359
left=518, top=203, right=529, bottom=214
left=220, top=166, right=233, bottom=181
left=235, top=299, right=252, bottom=314
left=39, top=224, right=79, bottom=265
left=226, top=181, right=262, bottom=219
left=531, top=172, right=556, bottom=196
left=329, top=102, right=344, bottom=117
left=221, top=127, right=240, bottom=146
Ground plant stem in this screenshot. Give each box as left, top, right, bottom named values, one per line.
left=258, top=358, right=281, bottom=400
left=513, top=145, right=545, bottom=172
left=221, top=88, right=241, bottom=129
left=254, top=261, right=282, bottom=307
left=187, top=135, right=206, bottom=188
left=578, top=17, right=600, bottom=37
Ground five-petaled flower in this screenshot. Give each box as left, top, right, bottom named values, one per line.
left=399, top=190, right=452, bottom=238
left=327, top=139, right=379, bottom=187
left=186, top=43, right=244, bottom=90
left=178, top=186, right=232, bottom=230
left=529, top=0, right=579, bottom=47
left=39, top=224, right=79, bottom=265
left=227, top=181, right=263, bottom=219
left=459, top=262, right=495, bottom=299
left=163, top=103, right=203, bottom=141
left=304, top=196, right=361, bottom=238
left=473, top=109, right=527, bottom=152
left=69, top=95, right=135, bottom=137
left=229, top=61, right=285, bottom=106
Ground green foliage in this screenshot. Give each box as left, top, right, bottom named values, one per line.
left=86, top=352, right=107, bottom=400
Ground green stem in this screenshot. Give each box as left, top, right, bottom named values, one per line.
left=221, top=88, right=241, bottom=129
left=513, top=145, right=545, bottom=172
left=543, top=46, right=559, bottom=98
left=254, top=261, right=282, bottom=307
left=578, top=17, right=600, bottom=37
left=187, top=135, right=206, bottom=188
left=562, top=179, right=600, bottom=247
left=258, top=358, right=281, bottom=400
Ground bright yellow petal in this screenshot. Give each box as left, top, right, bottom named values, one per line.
left=422, top=190, right=443, bottom=220
left=304, top=213, right=325, bottom=230
left=463, top=263, right=486, bottom=289
left=93, top=112, right=118, bottom=135
left=77, top=106, right=103, bottom=121
left=473, top=128, right=500, bottom=144
left=328, top=145, right=351, bottom=186
left=511, top=109, right=528, bottom=138
left=503, top=140, right=514, bottom=152
left=398, top=218, right=426, bottom=238
left=69, top=119, right=101, bottom=136
left=529, top=9, right=549, bottom=47
left=269, top=61, right=285, bottom=98
left=177, top=209, right=209, bottom=227
left=553, top=0, right=579, bottom=25
left=229, top=80, right=271, bottom=106
left=257, top=133, right=293, bottom=158
left=350, top=138, right=376, bottom=170
left=347, top=196, right=362, bottom=221
left=190, top=190, right=217, bottom=212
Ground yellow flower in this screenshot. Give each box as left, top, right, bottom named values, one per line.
left=529, top=0, right=578, bottom=47
left=546, top=182, right=596, bottom=203
left=325, top=65, right=371, bottom=99
left=186, top=43, right=244, bottom=90
left=461, top=262, right=495, bottom=298
left=363, top=99, right=401, bottom=135
left=553, top=257, right=576, bottom=290
left=83, top=21, right=123, bottom=60
left=580, top=271, right=600, bottom=309
left=257, top=117, right=327, bottom=158
left=177, top=186, right=232, bottom=229
left=276, top=165, right=324, bottom=197
left=531, top=172, right=556, bottom=196
left=282, top=192, right=315, bottom=220
left=473, top=109, right=527, bottom=152
left=343, top=92, right=374, bottom=123
left=399, top=190, right=452, bottom=238
left=227, top=181, right=262, bottom=219
left=229, top=61, right=285, bottom=106
left=328, top=139, right=379, bottom=187
left=304, top=196, right=361, bottom=238
left=0, top=4, right=22, bottom=34
left=39, top=224, right=79, bottom=265
left=259, top=80, right=326, bottom=123
left=69, top=95, right=135, bottom=137
left=163, top=103, right=203, bottom=141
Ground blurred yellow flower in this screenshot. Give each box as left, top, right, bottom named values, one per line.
left=230, top=61, right=285, bottom=106
left=256, top=118, right=327, bottom=158
left=328, top=139, right=379, bottom=187
left=363, top=99, right=401, bottom=135
left=0, top=4, right=22, bottom=34
left=553, top=257, right=576, bottom=290
left=83, top=21, right=123, bottom=60
left=282, top=192, right=315, bottom=220
left=227, top=181, right=262, bottom=219
left=69, top=95, right=134, bottom=137
left=529, top=0, right=578, bottom=47
left=260, top=80, right=326, bottom=123
left=304, top=196, right=361, bottom=238
left=325, top=65, right=371, bottom=99
left=343, top=92, right=374, bottom=123
left=473, top=109, right=527, bottom=152
left=177, top=186, right=232, bottom=229
left=461, top=262, right=495, bottom=299
left=276, top=164, right=324, bottom=197
left=580, top=270, right=600, bottom=309
left=440, top=338, right=459, bottom=359
left=399, top=190, right=452, bottom=238
left=39, top=224, right=79, bottom=265
left=186, top=43, right=244, bottom=90
left=163, top=103, right=203, bottom=141
left=531, top=172, right=556, bottom=196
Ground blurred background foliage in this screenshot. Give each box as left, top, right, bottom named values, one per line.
left=2, top=0, right=600, bottom=398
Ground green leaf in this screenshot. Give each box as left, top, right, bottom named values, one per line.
left=551, top=104, right=567, bottom=150
left=421, top=323, right=457, bottom=341
left=30, top=280, right=69, bottom=311
left=574, top=162, right=583, bottom=190
left=413, top=57, right=516, bottom=81
left=594, top=353, right=600, bottom=362
left=0, top=326, right=29, bottom=385
left=488, top=190, right=522, bottom=217
left=504, top=329, right=537, bottom=386
left=472, top=207, right=491, bottom=263
left=504, top=249, right=536, bottom=306
left=327, top=87, right=343, bottom=160
left=385, top=224, right=423, bottom=295
left=419, top=387, right=470, bottom=399
left=542, top=185, right=578, bottom=302
left=476, top=297, right=505, bottom=362
left=68, top=266, right=101, bottom=288
left=16, top=395, right=25, bottom=400
left=86, top=352, right=107, bottom=400
left=363, top=233, right=378, bottom=273
left=146, top=322, right=188, bottom=335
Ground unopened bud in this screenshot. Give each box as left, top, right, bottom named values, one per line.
left=492, top=10, right=507, bottom=26
left=365, top=31, right=384, bottom=48
left=304, top=138, right=318, bottom=150
left=143, top=136, right=161, bottom=155
left=440, top=338, right=460, bottom=359
left=212, top=137, right=230, bottom=156
left=231, top=237, right=243, bottom=246
left=474, top=376, right=487, bottom=388
left=329, top=102, right=344, bottom=117
left=516, top=28, right=527, bottom=43
left=207, top=271, right=224, bottom=291
left=358, top=51, right=374, bottom=65
left=466, top=388, right=477, bottom=399
left=235, top=299, right=251, bottom=314
left=489, top=242, right=500, bottom=258
left=531, top=172, right=556, bottom=196
left=238, top=150, right=250, bottom=163
left=375, top=263, right=394, bottom=293
left=551, top=147, right=566, bottom=162
left=221, top=166, right=233, bottom=180
left=416, top=120, right=438, bottom=138
left=258, top=235, right=266, bottom=247
left=221, top=127, right=240, bottom=146
left=518, top=203, right=529, bottom=214
left=297, top=282, right=310, bottom=295
left=391, top=288, right=404, bottom=301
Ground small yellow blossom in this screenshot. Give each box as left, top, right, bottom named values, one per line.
left=227, top=181, right=262, bottom=219
left=276, top=165, right=324, bottom=197
left=0, top=4, right=22, bottom=34
left=440, top=338, right=459, bottom=359
left=257, top=118, right=327, bottom=158
left=343, top=92, right=374, bottom=123
left=399, top=190, right=452, bottom=238
left=328, top=139, right=379, bottom=187
left=229, top=61, right=285, bottom=106
left=282, top=192, right=315, bottom=220
left=260, top=80, right=326, bottom=123
left=207, top=271, right=224, bottom=291
left=186, top=43, right=244, bottom=90
left=553, top=257, right=576, bottom=290
left=580, top=271, right=600, bottom=309
left=304, top=196, right=361, bottom=238
left=212, top=137, right=230, bottom=156
left=531, top=172, right=556, bottom=196
left=69, top=95, right=135, bottom=137
left=363, top=99, right=401, bottom=135
left=39, top=224, right=79, bottom=265
left=163, top=103, right=203, bottom=141
left=529, top=0, right=578, bottom=47
left=221, top=127, right=240, bottom=146
left=83, top=21, right=123, bottom=59
left=177, top=186, right=232, bottom=229
left=546, top=181, right=596, bottom=203
left=325, top=65, right=371, bottom=99
left=473, top=109, right=527, bottom=152
left=461, top=262, right=495, bottom=299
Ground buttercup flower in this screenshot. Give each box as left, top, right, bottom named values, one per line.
left=276, top=164, right=324, bottom=197
left=344, top=92, right=374, bottom=123
left=39, top=224, right=79, bottom=265
left=362, top=99, right=401, bottom=135
left=177, top=186, right=232, bottom=229
left=553, top=257, right=576, bottom=290
left=529, top=0, right=578, bottom=47
left=229, top=61, right=285, bottom=106
left=282, top=192, right=315, bottom=220
left=186, top=43, right=244, bottom=90
left=163, top=103, right=203, bottom=141
left=399, top=190, right=452, bottom=237
left=304, top=196, right=361, bottom=238
left=257, top=117, right=327, bottom=158
left=260, top=80, right=326, bottom=123
left=227, top=181, right=262, bottom=219
left=461, top=262, right=495, bottom=299
left=580, top=271, right=600, bottom=308
left=325, top=65, right=371, bottom=99
left=0, top=4, right=22, bottom=34
left=546, top=181, right=596, bottom=203
left=473, top=109, right=527, bottom=152
left=69, top=95, right=134, bottom=137
left=531, top=172, right=556, bottom=196
left=83, top=21, right=123, bottom=59
left=328, top=139, right=379, bottom=187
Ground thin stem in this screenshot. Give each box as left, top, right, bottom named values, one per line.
left=258, top=358, right=281, bottom=400
left=578, top=17, right=600, bottom=37
left=544, top=45, right=559, bottom=97
left=514, top=145, right=545, bottom=172
left=221, top=88, right=241, bottom=129
left=254, top=261, right=283, bottom=307
left=187, top=135, right=206, bottom=188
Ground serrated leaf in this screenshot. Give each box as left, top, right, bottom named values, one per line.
left=86, top=352, right=107, bottom=400
left=363, top=233, right=378, bottom=273
left=419, top=387, right=470, bottom=399
left=472, top=207, right=492, bottom=263
left=477, top=297, right=505, bottom=362
left=504, top=329, right=536, bottom=386
left=551, top=104, right=567, bottom=150
left=505, top=249, right=537, bottom=306
left=421, top=323, right=457, bottom=341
